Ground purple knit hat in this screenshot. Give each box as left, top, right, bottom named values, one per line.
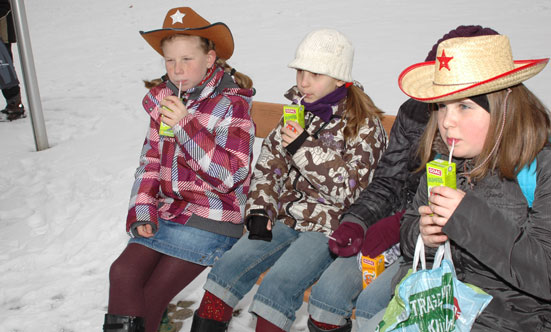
left=425, top=25, right=499, bottom=61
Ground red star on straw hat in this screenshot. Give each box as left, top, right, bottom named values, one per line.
left=437, top=49, right=453, bottom=71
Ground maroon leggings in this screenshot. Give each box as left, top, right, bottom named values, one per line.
left=108, top=243, right=206, bottom=332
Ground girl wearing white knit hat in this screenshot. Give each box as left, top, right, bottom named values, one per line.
left=191, top=28, right=388, bottom=332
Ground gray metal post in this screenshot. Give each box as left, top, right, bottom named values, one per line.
left=10, top=0, right=48, bottom=151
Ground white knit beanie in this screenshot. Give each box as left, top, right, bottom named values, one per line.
left=288, top=29, right=354, bottom=82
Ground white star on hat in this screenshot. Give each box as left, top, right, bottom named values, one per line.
left=170, top=10, right=185, bottom=24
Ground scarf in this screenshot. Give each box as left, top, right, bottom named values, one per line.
left=166, top=66, right=218, bottom=102
left=300, top=85, right=348, bottom=123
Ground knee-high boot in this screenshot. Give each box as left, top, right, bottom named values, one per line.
left=103, top=313, right=145, bottom=332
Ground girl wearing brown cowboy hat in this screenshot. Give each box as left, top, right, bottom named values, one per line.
left=396, top=34, right=551, bottom=330
left=103, top=7, right=254, bottom=332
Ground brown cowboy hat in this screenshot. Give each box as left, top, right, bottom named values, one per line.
left=140, top=7, right=234, bottom=60
left=399, top=35, right=549, bottom=102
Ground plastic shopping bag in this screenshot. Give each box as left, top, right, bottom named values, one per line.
left=376, top=235, right=492, bottom=332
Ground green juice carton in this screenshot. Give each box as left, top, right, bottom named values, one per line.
left=283, top=105, right=305, bottom=128
left=159, top=106, right=174, bottom=137
left=426, top=159, right=456, bottom=202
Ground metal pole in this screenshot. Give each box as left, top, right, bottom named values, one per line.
left=10, top=0, right=48, bottom=151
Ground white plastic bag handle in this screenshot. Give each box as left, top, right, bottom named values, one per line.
left=433, top=240, right=454, bottom=269
left=412, top=234, right=426, bottom=272
left=412, top=234, right=454, bottom=272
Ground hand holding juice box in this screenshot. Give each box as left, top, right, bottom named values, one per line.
left=160, top=81, right=182, bottom=137
left=426, top=159, right=457, bottom=200
left=283, top=105, right=305, bottom=128
left=159, top=106, right=175, bottom=137
left=426, top=140, right=457, bottom=207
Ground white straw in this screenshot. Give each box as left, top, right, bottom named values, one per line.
left=177, top=81, right=182, bottom=99
left=298, top=94, right=306, bottom=106
left=326, top=234, right=352, bottom=245
left=448, top=140, right=455, bottom=164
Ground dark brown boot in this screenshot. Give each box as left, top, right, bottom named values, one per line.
left=2, top=94, right=26, bottom=121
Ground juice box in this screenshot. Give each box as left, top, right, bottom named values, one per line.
left=361, top=254, right=385, bottom=289
left=159, top=106, right=174, bottom=137
left=426, top=159, right=457, bottom=202
left=283, top=105, right=305, bottom=128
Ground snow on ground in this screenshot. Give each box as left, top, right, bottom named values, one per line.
left=0, top=0, right=550, bottom=331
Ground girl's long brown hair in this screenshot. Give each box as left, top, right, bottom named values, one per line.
left=144, top=35, right=253, bottom=89
left=343, top=84, right=384, bottom=142
left=416, top=84, right=550, bottom=181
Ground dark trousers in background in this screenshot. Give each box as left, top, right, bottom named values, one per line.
left=1, top=42, right=20, bottom=103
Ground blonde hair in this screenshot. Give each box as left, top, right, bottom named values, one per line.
left=343, top=84, right=384, bottom=142
left=144, top=34, right=253, bottom=89
left=417, top=84, right=551, bottom=181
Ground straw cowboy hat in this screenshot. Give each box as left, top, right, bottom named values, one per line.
left=140, top=7, right=234, bottom=60
left=399, top=35, right=549, bottom=102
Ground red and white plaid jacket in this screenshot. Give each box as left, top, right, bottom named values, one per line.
left=126, top=68, right=255, bottom=237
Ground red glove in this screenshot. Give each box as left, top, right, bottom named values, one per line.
left=328, top=222, right=364, bottom=257
left=361, top=210, right=404, bottom=258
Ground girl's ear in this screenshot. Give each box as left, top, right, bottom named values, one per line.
left=207, top=50, right=216, bottom=68
left=336, top=80, right=345, bottom=87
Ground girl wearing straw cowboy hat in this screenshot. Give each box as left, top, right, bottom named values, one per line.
left=103, top=7, right=255, bottom=332
left=308, top=25, right=500, bottom=332
left=396, top=34, right=551, bottom=330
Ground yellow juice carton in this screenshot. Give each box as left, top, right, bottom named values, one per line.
left=426, top=159, right=457, bottom=202
left=159, top=106, right=174, bottom=137
left=283, top=105, right=305, bottom=128
left=361, top=254, right=385, bottom=289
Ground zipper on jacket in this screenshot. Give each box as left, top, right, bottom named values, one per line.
left=282, top=110, right=340, bottom=229
left=285, top=165, right=303, bottom=228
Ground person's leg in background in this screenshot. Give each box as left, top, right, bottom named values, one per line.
left=1, top=42, right=25, bottom=121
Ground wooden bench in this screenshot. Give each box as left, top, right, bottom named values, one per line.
left=251, top=101, right=396, bottom=140
left=250, top=101, right=396, bottom=303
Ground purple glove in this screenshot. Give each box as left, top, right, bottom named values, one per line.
left=328, top=222, right=365, bottom=257
left=361, top=210, right=404, bottom=258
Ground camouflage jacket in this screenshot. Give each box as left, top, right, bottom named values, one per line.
left=245, top=86, right=387, bottom=234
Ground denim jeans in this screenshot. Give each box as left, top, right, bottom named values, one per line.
left=308, top=255, right=362, bottom=325
left=355, top=259, right=401, bottom=331
left=204, top=222, right=335, bottom=331
left=308, top=256, right=401, bottom=330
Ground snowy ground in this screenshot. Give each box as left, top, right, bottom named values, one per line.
left=1, top=0, right=550, bottom=331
